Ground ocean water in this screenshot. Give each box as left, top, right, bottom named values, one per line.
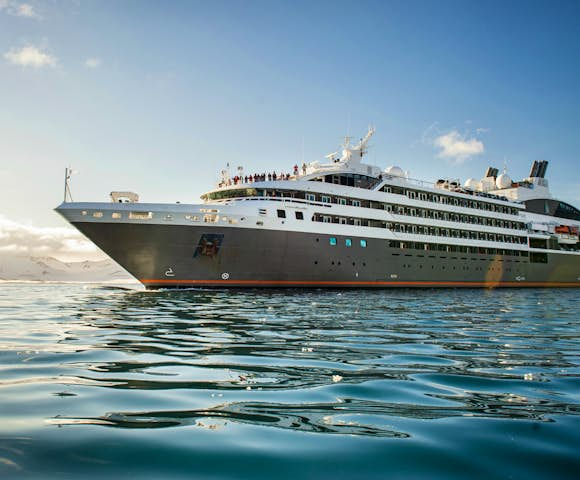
left=0, top=284, right=579, bottom=479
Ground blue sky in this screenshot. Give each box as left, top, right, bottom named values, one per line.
left=1, top=0, right=580, bottom=237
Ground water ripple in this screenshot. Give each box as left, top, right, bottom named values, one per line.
left=1, top=284, right=579, bottom=478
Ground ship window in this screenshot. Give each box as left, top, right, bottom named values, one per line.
left=277, top=209, right=286, bottom=218
left=92, top=212, right=103, bottom=218
left=295, top=211, right=304, bottom=220
left=306, top=193, right=316, bottom=202
left=352, top=200, right=361, bottom=207
left=530, top=252, right=548, bottom=263
left=354, top=219, right=361, bottom=226
left=345, top=238, right=352, bottom=247
left=321, top=196, right=331, bottom=203
left=329, top=237, right=337, bottom=246
left=339, top=198, right=347, bottom=205
left=112, top=212, right=122, bottom=219
left=129, top=211, right=153, bottom=220
left=322, top=216, right=331, bottom=223
left=203, top=214, right=219, bottom=223
left=360, top=239, right=367, bottom=248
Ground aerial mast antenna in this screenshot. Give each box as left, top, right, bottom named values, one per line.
left=63, top=167, right=75, bottom=202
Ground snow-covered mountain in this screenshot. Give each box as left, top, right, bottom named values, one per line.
left=0, top=254, right=136, bottom=283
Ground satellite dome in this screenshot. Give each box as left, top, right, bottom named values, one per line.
left=385, top=166, right=405, bottom=177
left=496, top=173, right=512, bottom=189
left=464, top=178, right=481, bottom=191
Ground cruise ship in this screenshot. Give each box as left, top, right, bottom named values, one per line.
left=56, top=128, right=580, bottom=288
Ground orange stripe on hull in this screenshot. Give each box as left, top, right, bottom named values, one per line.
left=140, top=279, right=580, bottom=287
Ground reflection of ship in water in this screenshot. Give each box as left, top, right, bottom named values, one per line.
left=56, top=128, right=580, bottom=288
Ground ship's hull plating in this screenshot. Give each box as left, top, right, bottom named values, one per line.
left=72, top=222, right=580, bottom=289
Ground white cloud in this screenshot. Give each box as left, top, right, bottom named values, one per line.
left=16, top=3, right=36, bottom=17
left=0, top=1, right=40, bottom=19
left=0, top=215, right=105, bottom=262
left=433, top=130, right=485, bottom=164
left=84, top=57, right=101, bottom=69
left=4, top=45, right=56, bottom=68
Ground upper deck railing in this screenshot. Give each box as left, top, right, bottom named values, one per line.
left=214, top=169, right=514, bottom=206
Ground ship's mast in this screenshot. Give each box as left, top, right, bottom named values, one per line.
left=63, top=167, right=74, bottom=202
